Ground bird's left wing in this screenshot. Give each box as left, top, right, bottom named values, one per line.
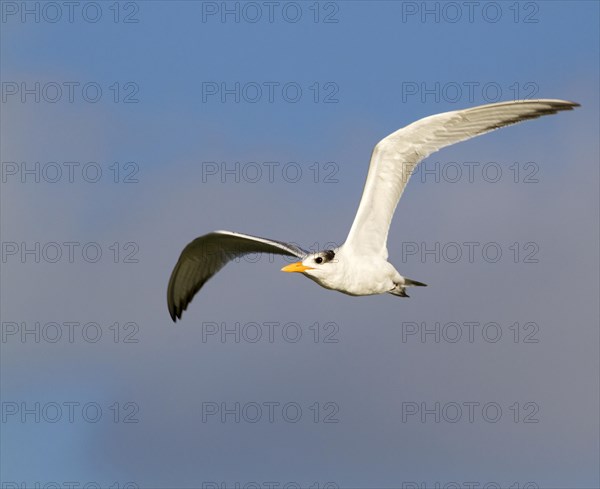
left=167, top=230, right=307, bottom=321
left=344, top=99, right=579, bottom=257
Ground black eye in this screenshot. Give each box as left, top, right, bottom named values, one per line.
left=315, top=257, right=323, bottom=264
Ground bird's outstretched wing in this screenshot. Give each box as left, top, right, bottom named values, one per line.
left=167, top=230, right=307, bottom=321
left=344, top=99, right=579, bottom=257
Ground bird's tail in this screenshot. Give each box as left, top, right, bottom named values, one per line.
left=388, top=277, right=427, bottom=298
left=404, top=277, right=427, bottom=287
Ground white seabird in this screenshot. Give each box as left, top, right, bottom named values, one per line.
left=167, top=99, right=579, bottom=321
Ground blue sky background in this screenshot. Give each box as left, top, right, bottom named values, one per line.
left=1, top=1, right=599, bottom=487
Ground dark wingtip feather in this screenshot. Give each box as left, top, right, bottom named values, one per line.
left=167, top=265, right=179, bottom=322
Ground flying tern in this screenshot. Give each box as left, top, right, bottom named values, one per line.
left=167, top=99, right=579, bottom=321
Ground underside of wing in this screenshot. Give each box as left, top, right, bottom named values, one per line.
left=344, top=99, right=579, bottom=257
left=167, top=230, right=307, bottom=321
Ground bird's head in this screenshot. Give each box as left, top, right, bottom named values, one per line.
left=280, top=249, right=338, bottom=279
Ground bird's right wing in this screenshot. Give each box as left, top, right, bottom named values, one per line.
left=344, top=99, right=579, bottom=257
left=167, top=230, right=307, bottom=321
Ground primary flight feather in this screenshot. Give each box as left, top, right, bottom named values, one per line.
left=167, top=99, right=579, bottom=321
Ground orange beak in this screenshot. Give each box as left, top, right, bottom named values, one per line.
left=281, top=261, right=314, bottom=273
